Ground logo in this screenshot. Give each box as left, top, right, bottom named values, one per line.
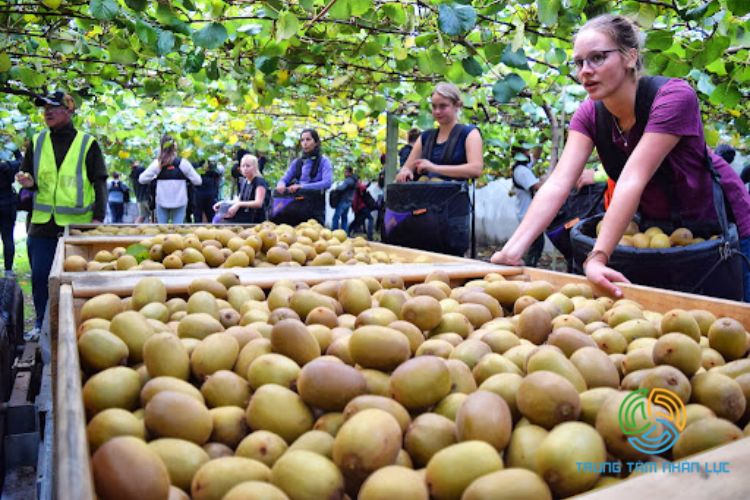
left=618, top=388, right=686, bottom=454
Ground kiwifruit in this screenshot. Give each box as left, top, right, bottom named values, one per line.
left=708, top=317, right=748, bottom=361
left=462, top=468, right=552, bottom=500
left=652, top=332, right=702, bottom=376
left=672, top=417, right=743, bottom=460
left=516, top=371, right=581, bottom=429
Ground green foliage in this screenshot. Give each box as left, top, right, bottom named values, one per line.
left=0, top=0, right=746, bottom=178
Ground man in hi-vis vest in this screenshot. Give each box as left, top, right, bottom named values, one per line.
left=16, top=91, right=107, bottom=340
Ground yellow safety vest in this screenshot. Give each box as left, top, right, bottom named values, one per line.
left=31, top=130, right=95, bottom=226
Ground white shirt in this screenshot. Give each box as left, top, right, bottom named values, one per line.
left=139, top=158, right=202, bottom=209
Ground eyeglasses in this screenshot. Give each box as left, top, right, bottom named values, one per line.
left=571, top=50, right=619, bottom=72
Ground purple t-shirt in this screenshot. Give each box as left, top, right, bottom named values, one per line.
left=570, top=78, right=750, bottom=237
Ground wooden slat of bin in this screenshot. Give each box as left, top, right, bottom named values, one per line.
left=56, top=284, right=95, bottom=500
left=577, top=437, right=750, bottom=499
left=69, top=262, right=506, bottom=298
left=525, top=268, right=750, bottom=331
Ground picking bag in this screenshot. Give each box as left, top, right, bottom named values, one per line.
left=269, top=189, right=325, bottom=226
left=570, top=151, right=746, bottom=301
left=545, top=183, right=607, bottom=270
left=383, top=181, right=471, bottom=256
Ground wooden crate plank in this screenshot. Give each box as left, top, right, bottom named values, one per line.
left=70, top=262, right=505, bottom=298
left=524, top=268, right=750, bottom=331
left=578, top=437, right=750, bottom=499
left=55, top=285, right=95, bottom=500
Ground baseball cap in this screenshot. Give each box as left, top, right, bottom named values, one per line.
left=34, top=91, right=76, bottom=111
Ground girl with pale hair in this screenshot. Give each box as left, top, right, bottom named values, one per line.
left=214, top=153, right=268, bottom=223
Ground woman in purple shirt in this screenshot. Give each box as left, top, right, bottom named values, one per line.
left=275, top=128, right=333, bottom=193
left=492, top=14, right=750, bottom=300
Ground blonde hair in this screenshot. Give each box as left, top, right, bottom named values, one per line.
left=240, top=154, right=259, bottom=173
left=577, top=14, right=644, bottom=77
left=432, top=82, right=463, bottom=107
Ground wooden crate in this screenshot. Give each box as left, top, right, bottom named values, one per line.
left=55, top=268, right=750, bottom=499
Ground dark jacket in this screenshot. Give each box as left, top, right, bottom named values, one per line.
left=129, top=165, right=150, bottom=202
left=331, top=174, right=358, bottom=204
left=0, top=158, right=21, bottom=209
left=21, top=122, right=107, bottom=237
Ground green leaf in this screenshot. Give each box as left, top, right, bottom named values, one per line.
left=415, top=33, right=437, bottom=47
left=0, top=53, right=10, bottom=73
left=126, top=243, right=149, bottom=262
left=636, top=3, right=657, bottom=28
left=368, top=95, right=387, bottom=113
left=501, top=46, right=528, bottom=69
left=545, top=48, right=566, bottom=65
left=277, top=11, right=300, bottom=40
left=709, top=83, right=741, bottom=108
left=683, top=3, right=708, bottom=20
left=727, top=0, right=749, bottom=16
left=438, top=3, right=477, bottom=36
left=157, top=30, right=175, bottom=56
left=193, top=22, right=228, bottom=49
left=694, top=36, right=730, bottom=69
left=361, top=41, right=381, bottom=57
left=492, top=73, right=525, bottom=103
left=255, top=56, right=279, bottom=74
left=143, top=78, right=162, bottom=95
left=382, top=4, right=406, bottom=25
left=136, top=19, right=157, bottom=46
left=484, top=43, right=504, bottom=64
left=736, top=117, right=750, bottom=136
left=90, top=0, right=119, bottom=21
left=206, top=60, right=220, bottom=80
left=12, top=67, right=45, bottom=87
left=703, top=126, right=719, bottom=147
left=536, top=0, right=560, bottom=26
left=184, top=50, right=205, bottom=73
left=350, top=0, right=372, bottom=16
left=329, top=0, right=352, bottom=19
left=109, top=37, right=138, bottom=64
left=645, top=31, right=673, bottom=51
left=461, top=56, right=484, bottom=76
left=124, top=0, right=147, bottom=11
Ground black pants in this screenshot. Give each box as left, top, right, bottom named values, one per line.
left=523, top=234, right=545, bottom=267
left=109, top=202, right=124, bottom=223
left=0, top=204, right=16, bottom=271
left=193, top=195, right=216, bottom=224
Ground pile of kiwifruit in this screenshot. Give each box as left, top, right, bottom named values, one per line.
left=596, top=220, right=718, bottom=249
left=64, top=220, right=431, bottom=272
left=77, top=272, right=750, bottom=499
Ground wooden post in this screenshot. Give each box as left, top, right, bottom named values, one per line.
left=384, top=111, right=399, bottom=195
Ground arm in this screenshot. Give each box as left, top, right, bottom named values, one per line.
left=395, top=137, right=423, bottom=182
left=584, top=132, right=680, bottom=297
left=276, top=161, right=296, bottom=192
left=414, top=128, right=484, bottom=179
left=491, top=131, right=594, bottom=265
left=302, top=157, right=333, bottom=190
left=138, top=160, right=160, bottom=183
left=180, top=159, right=202, bottom=186
left=16, top=142, right=35, bottom=188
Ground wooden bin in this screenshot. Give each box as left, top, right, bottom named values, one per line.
left=56, top=268, right=750, bottom=499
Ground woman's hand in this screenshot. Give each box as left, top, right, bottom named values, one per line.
left=414, top=159, right=436, bottom=175
left=275, top=182, right=286, bottom=193
left=212, top=202, right=221, bottom=211
left=224, top=203, right=240, bottom=218
left=16, top=172, right=34, bottom=188
left=490, top=248, right=524, bottom=266
left=288, top=184, right=301, bottom=193
left=576, top=169, right=595, bottom=191
left=584, top=259, right=630, bottom=298
left=395, top=168, right=413, bottom=183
